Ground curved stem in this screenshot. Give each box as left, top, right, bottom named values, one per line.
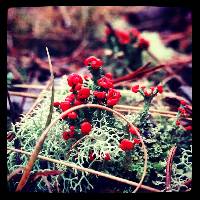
left=165, top=146, right=177, bottom=191
left=15, top=104, right=148, bottom=193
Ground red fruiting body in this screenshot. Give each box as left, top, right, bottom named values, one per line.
left=104, top=152, right=111, bottom=161
left=184, top=125, right=192, bottom=131
left=67, top=73, right=83, bottom=87
left=84, top=56, right=103, bottom=70
left=62, top=131, right=71, bottom=140
left=74, top=99, right=82, bottom=106
left=93, top=91, right=106, bottom=99
left=74, top=83, right=82, bottom=91
left=150, top=86, right=155, bottom=92
left=119, top=139, right=134, bottom=151
left=67, top=112, right=78, bottom=119
left=77, top=87, right=90, bottom=99
left=132, top=85, right=139, bottom=93
left=130, top=27, right=140, bottom=38
left=180, top=100, right=187, bottom=106
left=133, top=138, right=141, bottom=144
left=70, top=126, right=75, bottom=131
left=81, top=122, right=92, bottom=134
left=105, top=27, right=111, bottom=36
left=138, top=37, right=149, bottom=49
left=107, top=99, right=119, bottom=106
left=144, top=88, right=152, bottom=97
left=83, top=74, right=91, bottom=80
left=106, top=88, right=121, bottom=106
left=97, top=76, right=113, bottom=89
left=60, top=101, right=71, bottom=112
left=157, top=85, right=163, bottom=94
left=89, top=152, right=95, bottom=161
left=105, top=73, right=113, bottom=79
left=53, top=102, right=60, bottom=107
left=129, top=127, right=139, bottom=136
left=65, top=94, right=75, bottom=102
left=176, top=120, right=180, bottom=126
left=115, top=30, right=130, bottom=44
left=178, top=107, right=186, bottom=114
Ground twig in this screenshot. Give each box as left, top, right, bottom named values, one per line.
left=7, top=90, right=16, bottom=123
left=113, top=62, right=151, bottom=84
left=13, top=84, right=46, bottom=90
left=8, top=91, right=38, bottom=99
left=7, top=167, right=24, bottom=181
left=65, top=135, right=88, bottom=160
left=41, top=176, right=52, bottom=193
left=8, top=147, right=159, bottom=192
left=15, top=104, right=148, bottom=193
left=165, top=146, right=177, bottom=191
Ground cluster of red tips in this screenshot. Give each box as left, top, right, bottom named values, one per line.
left=131, top=84, right=163, bottom=97
left=97, top=76, right=113, bottom=89
left=176, top=99, right=192, bottom=131
left=89, top=151, right=111, bottom=161
left=84, top=56, right=103, bottom=70
left=62, top=125, right=76, bottom=141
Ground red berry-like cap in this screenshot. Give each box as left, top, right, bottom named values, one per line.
left=97, top=76, right=113, bottom=89
left=77, top=87, right=90, bottom=99
left=144, top=88, right=152, bottom=97
left=130, top=27, right=141, bottom=38
left=104, top=152, right=111, bottom=161
left=93, top=91, right=106, bottom=99
left=178, top=107, right=186, bottom=114
left=157, top=85, right=163, bottom=94
left=115, top=30, right=130, bottom=44
left=81, top=122, right=92, bottom=135
left=106, top=88, right=121, bottom=106
left=67, top=111, right=78, bottom=119
left=65, top=94, right=75, bottom=102
left=70, top=126, right=75, bottom=131
left=184, top=125, right=192, bottom=131
left=89, top=152, right=95, bottom=161
left=138, top=37, right=149, bottom=49
left=176, top=120, right=181, bottom=126
left=132, top=85, right=139, bottom=93
left=119, top=139, right=134, bottom=151
left=84, top=56, right=103, bottom=70
left=74, top=99, right=82, bottom=106
left=67, top=73, right=83, bottom=87
left=53, top=102, right=60, bottom=107
left=180, top=100, right=187, bottom=106
left=129, top=127, right=139, bottom=136
left=60, top=101, right=71, bottom=112
left=133, top=138, right=141, bottom=144
left=105, top=73, right=113, bottom=79
left=62, top=131, right=71, bottom=140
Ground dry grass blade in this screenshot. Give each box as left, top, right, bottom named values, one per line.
left=8, top=91, right=38, bottom=98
